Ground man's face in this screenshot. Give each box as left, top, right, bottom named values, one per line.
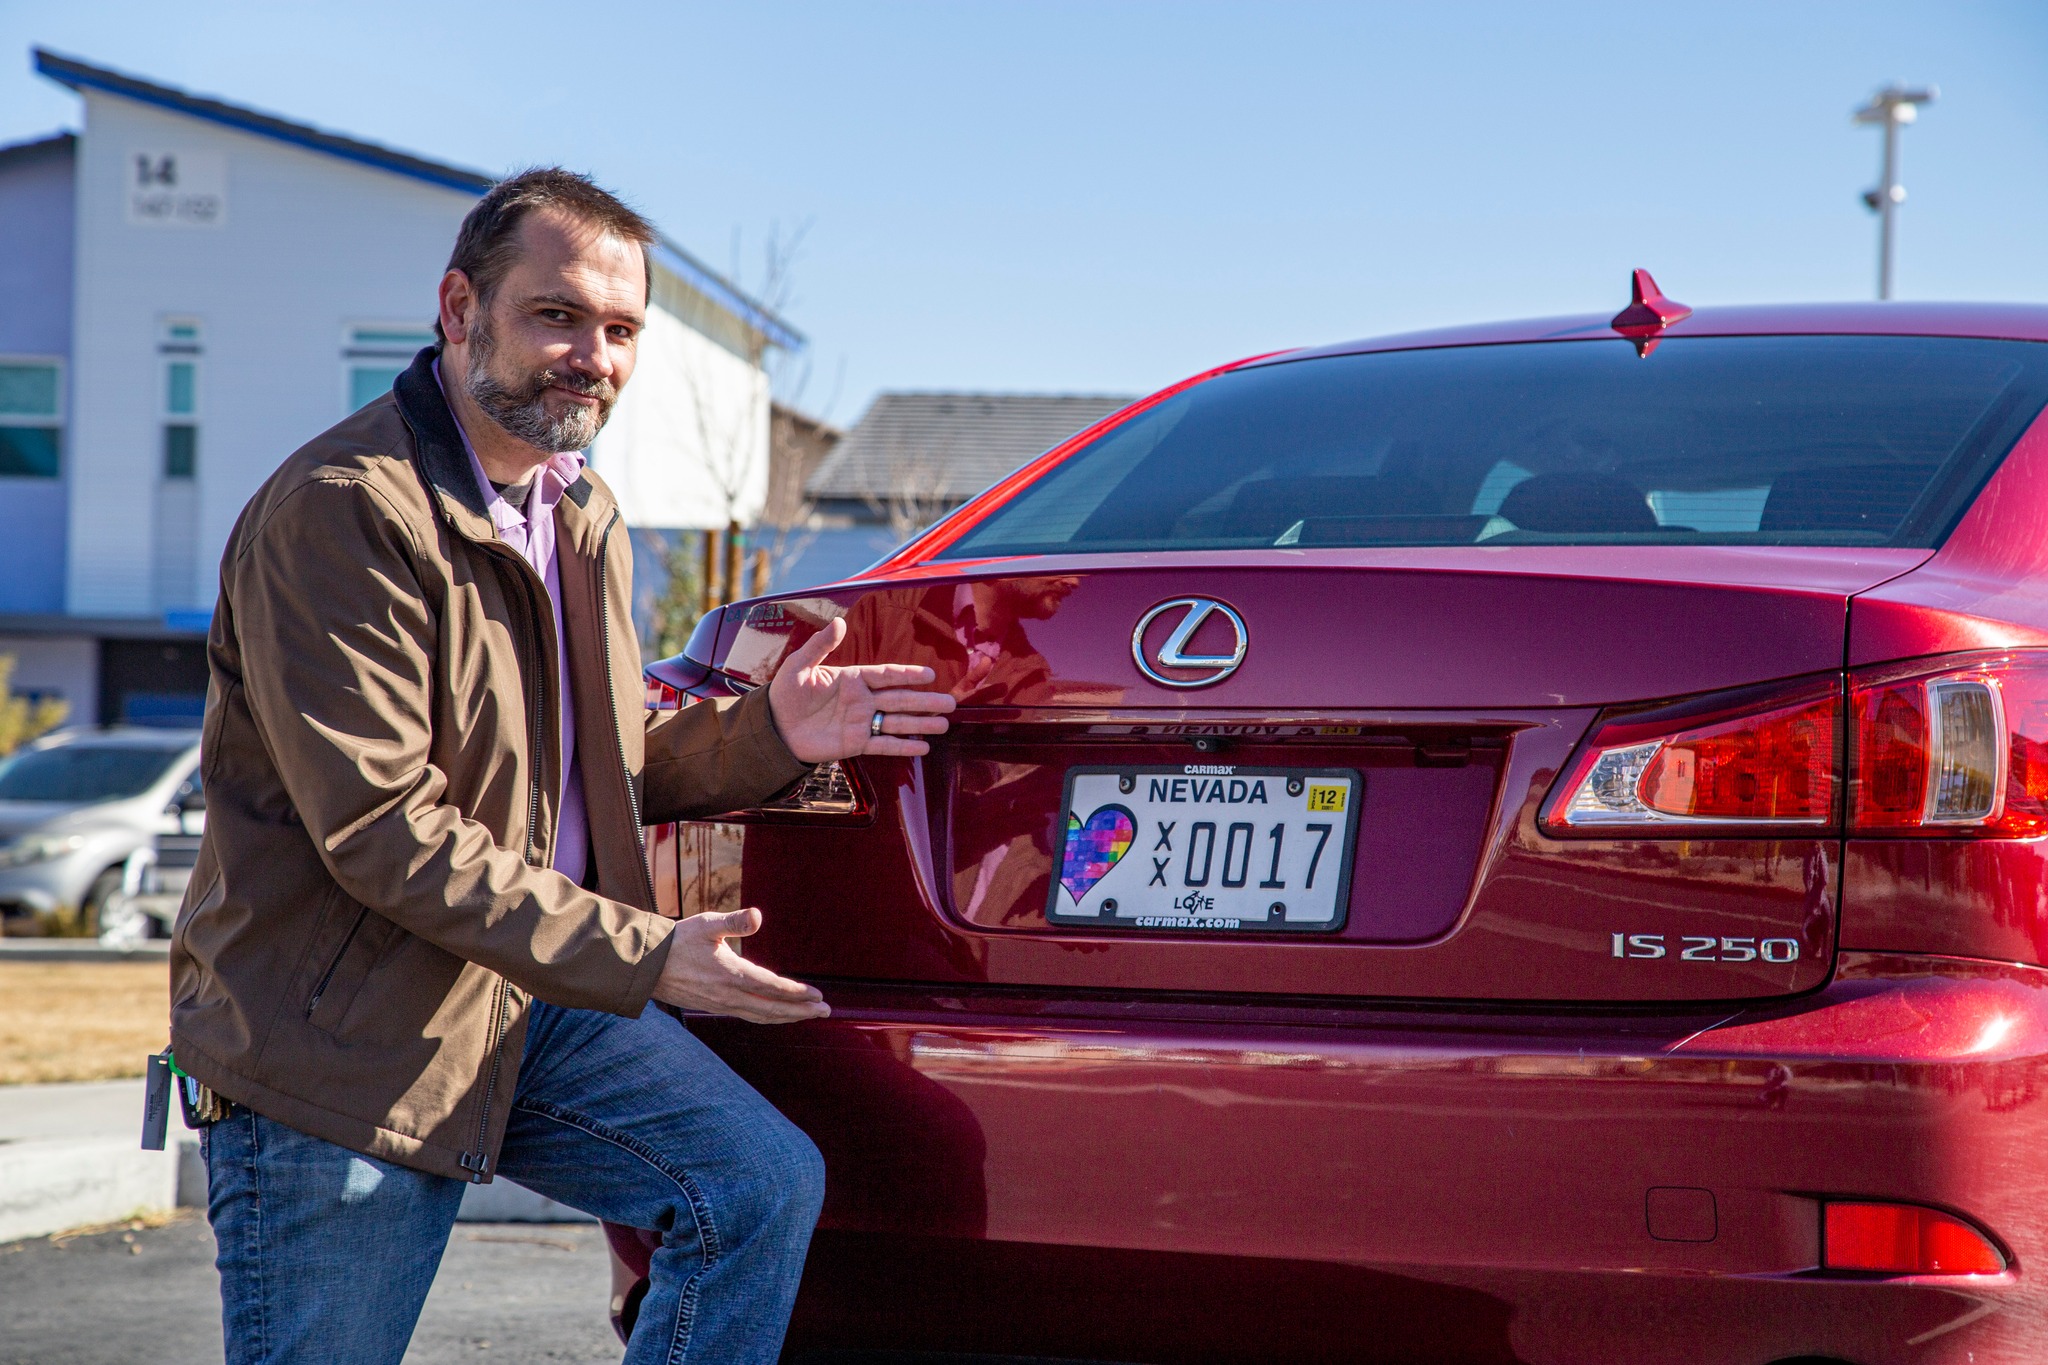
left=453, top=208, right=646, bottom=453
left=1011, top=575, right=1082, bottom=621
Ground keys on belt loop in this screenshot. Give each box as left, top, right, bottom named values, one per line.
left=142, top=1052, right=230, bottom=1146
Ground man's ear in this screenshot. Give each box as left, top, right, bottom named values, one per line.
left=438, top=269, right=476, bottom=346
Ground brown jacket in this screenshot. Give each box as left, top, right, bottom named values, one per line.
left=169, top=349, right=808, bottom=1181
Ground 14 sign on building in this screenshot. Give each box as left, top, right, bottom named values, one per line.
left=126, top=149, right=227, bottom=227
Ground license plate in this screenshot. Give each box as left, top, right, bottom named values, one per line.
left=1045, top=765, right=1363, bottom=933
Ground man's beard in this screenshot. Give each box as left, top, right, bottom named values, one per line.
left=463, top=314, right=618, bottom=453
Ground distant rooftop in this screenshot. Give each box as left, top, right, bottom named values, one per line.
left=0, top=130, right=74, bottom=169
left=29, top=48, right=800, bottom=351
left=807, top=391, right=1135, bottom=503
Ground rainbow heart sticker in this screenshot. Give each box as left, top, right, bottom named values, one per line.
left=1060, top=804, right=1136, bottom=903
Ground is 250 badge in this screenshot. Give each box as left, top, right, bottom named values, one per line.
left=1611, top=933, right=1802, bottom=964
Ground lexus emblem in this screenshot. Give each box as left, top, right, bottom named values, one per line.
left=1131, top=597, right=1248, bottom=688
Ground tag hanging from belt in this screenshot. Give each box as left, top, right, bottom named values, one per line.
left=142, top=1050, right=229, bottom=1151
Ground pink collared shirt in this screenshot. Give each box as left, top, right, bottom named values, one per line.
left=436, top=362, right=590, bottom=887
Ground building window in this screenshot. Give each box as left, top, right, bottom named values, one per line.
left=0, top=358, right=63, bottom=478
left=164, top=424, right=198, bottom=478
left=344, top=324, right=434, bottom=411
left=166, top=360, right=196, bottom=415
left=160, top=319, right=201, bottom=480
left=349, top=364, right=406, bottom=410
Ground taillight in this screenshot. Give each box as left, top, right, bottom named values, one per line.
left=1847, top=653, right=2048, bottom=836
left=1544, top=653, right=2048, bottom=839
left=644, top=675, right=872, bottom=823
left=646, top=635, right=870, bottom=821
left=1822, top=1202, right=2006, bottom=1275
left=753, top=762, right=868, bottom=819
left=1544, top=678, right=1842, bottom=835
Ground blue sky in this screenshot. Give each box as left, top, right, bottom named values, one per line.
left=3, top=2, right=2044, bottom=425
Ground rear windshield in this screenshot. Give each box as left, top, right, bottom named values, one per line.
left=936, top=336, right=2048, bottom=556
left=0, top=746, right=186, bottom=803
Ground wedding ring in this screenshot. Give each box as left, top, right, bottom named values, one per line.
left=869, top=709, right=886, bottom=737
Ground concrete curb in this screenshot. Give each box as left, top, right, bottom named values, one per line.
left=0, top=1073, right=592, bottom=1241
left=0, top=940, right=171, bottom=962
left=0, top=1136, right=192, bottom=1242
left=0, top=1135, right=590, bottom=1241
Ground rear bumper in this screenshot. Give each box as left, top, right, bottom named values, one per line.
left=695, top=952, right=2048, bottom=1365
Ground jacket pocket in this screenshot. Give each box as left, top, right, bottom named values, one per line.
left=305, top=898, right=396, bottom=1034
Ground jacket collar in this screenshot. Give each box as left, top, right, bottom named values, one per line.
left=394, top=345, right=492, bottom=542
left=393, top=345, right=614, bottom=547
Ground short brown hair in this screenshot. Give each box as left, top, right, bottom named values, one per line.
left=437, top=167, right=657, bottom=342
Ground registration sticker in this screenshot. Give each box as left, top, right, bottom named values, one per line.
left=1306, top=783, right=1347, bottom=813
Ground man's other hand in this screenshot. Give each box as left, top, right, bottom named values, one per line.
left=650, top=908, right=829, bottom=1024
left=767, top=617, right=956, bottom=764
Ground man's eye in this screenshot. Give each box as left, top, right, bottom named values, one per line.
left=608, top=326, right=637, bottom=341
left=539, top=309, right=571, bottom=323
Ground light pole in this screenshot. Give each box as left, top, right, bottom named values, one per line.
left=1854, top=84, right=1936, bottom=300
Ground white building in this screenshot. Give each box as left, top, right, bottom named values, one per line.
left=0, top=49, right=798, bottom=726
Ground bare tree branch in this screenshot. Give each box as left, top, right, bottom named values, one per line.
left=863, top=447, right=962, bottom=546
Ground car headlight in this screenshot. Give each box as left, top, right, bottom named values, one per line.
left=0, top=834, right=88, bottom=869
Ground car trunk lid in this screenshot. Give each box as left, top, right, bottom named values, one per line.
left=703, top=546, right=1926, bottom=1004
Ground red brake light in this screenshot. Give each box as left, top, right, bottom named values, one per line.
left=1636, top=700, right=1835, bottom=821
left=1823, top=1202, right=2005, bottom=1275
left=1848, top=653, right=2048, bottom=837
left=1849, top=684, right=1928, bottom=825
left=1546, top=653, right=2048, bottom=839
left=1544, top=679, right=1841, bottom=835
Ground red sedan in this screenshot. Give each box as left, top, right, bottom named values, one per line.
left=630, top=279, right=2048, bottom=1364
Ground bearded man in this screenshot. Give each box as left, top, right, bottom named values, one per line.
left=169, top=168, right=954, bottom=1364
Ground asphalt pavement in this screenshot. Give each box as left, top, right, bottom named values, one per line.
left=0, top=1211, right=619, bottom=1364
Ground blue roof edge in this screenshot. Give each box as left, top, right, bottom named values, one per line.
left=34, top=47, right=496, bottom=194
left=653, top=240, right=804, bottom=353
left=33, top=48, right=804, bottom=352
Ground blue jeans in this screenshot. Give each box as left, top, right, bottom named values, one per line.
left=203, top=1001, right=825, bottom=1364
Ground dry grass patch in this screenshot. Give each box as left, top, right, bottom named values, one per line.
left=48, top=1208, right=190, bottom=1248
left=0, top=962, right=169, bottom=1084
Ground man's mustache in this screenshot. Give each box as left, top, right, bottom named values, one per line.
left=520, top=368, right=617, bottom=405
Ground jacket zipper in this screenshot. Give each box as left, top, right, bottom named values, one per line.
left=305, top=903, right=370, bottom=1018
left=460, top=974, right=510, bottom=1179
left=511, top=563, right=549, bottom=869
left=595, top=511, right=659, bottom=910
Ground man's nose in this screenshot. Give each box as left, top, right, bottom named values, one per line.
left=564, top=326, right=618, bottom=381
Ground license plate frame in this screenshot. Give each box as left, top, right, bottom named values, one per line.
left=1044, top=764, right=1365, bottom=934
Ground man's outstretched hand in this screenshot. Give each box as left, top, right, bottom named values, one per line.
left=767, top=617, right=956, bottom=764
left=651, top=908, right=830, bottom=1024
left=695, top=618, right=952, bottom=1023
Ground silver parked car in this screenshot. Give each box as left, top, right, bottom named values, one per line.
left=0, top=727, right=203, bottom=936
left=100, top=789, right=205, bottom=946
